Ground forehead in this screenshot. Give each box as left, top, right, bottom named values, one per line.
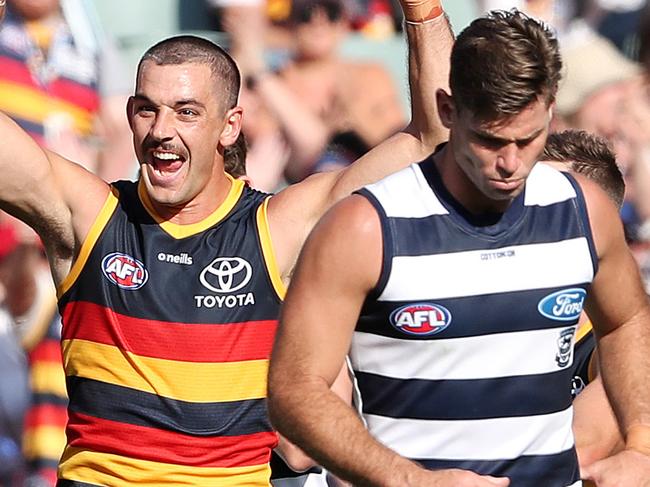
left=461, top=98, right=550, bottom=139
left=136, top=61, right=217, bottom=102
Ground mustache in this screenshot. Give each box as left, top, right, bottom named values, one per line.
left=142, top=136, right=187, bottom=157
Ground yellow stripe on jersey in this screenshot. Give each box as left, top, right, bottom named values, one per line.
left=62, top=339, right=269, bottom=403
left=256, top=197, right=286, bottom=300
left=0, top=80, right=94, bottom=135
left=59, top=448, right=271, bottom=487
left=138, top=174, right=245, bottom=239
left=576, top=320, right=593, bottom=343
left=30, top=362, right=68, bottom=397
left=23, top=425, right=67, bottom=460
left=58, top=187, right=120, bottom=298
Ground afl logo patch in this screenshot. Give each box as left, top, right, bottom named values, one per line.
left=102, top=252, right=148, bottom=290
left=390, top=303, right=452, bottom=336
left=538, top=288, right=586, bottom=322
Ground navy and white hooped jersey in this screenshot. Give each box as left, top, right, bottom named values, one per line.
left=351, top=157, right=597, bottom=487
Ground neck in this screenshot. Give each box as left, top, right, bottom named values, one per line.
left=435, top=145, right=511, bottom=216
left=140, top=173, right=235, bottom=226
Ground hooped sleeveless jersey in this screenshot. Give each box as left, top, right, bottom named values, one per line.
left=56, top=177, right=284, bottom=486
left=351, top=158, right=597, bottom=487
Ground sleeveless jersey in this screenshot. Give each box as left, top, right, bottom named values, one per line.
left=56, top=177, right=284, bottom=486
left=351, top=158, right=597, bottom=487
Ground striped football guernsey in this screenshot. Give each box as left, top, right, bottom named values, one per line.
left=351, top=157, right=596, bottom=487
left=56, top=177, right=284, bottom=486
left=0, top=12, right=100, bottom=144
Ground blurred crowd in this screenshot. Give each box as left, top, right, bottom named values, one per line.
left=1, top=0, right=650, bottom=485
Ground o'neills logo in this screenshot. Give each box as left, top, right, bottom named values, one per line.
left=157, top=252, right=193, bottom=265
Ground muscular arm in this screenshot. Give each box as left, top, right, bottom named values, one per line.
left=268, top=196, right=508, bottom=486
left=268, top=10, right=454, bottom=279
left=573, top=376, right=623, bottom=470
left=578, top=175, right=650, bottom=482
left=0, top=112, right=110, bottom=286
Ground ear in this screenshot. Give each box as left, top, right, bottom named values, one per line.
left=219, top=106, right=243, bottom=148
left=126, top=96, right=136, bottom=131
left=436, top=89, right=455, bottom=130
left=547, top=101, right=555, bottom=120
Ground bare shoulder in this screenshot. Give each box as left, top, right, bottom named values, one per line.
left=266, top=171, right=344, bottom=278
left=296, top=193, right=383, bottom=291
left=573, top=173, right=623, bottom=258
left=344, top=60, right=393, bottom=80
left=340, top=61, right=398, bottom=94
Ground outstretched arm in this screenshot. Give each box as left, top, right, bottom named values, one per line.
left=269, top=0, right=453, bottom=279
left=0, top=112, right=109, bottom=287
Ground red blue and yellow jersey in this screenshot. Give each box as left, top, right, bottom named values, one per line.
left=0, top=12, right=101, bottom=144
left=57, top=177, right=284, bottom=486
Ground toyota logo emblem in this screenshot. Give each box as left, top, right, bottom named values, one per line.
left=199, top=257, right=252, bottom=293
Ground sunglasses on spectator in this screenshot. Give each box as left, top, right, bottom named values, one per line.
left=292, top=2, right=343, bottom=24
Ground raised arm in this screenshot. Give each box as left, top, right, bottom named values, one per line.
left=268, top=0, right=453, bottom=279
left=0, top=112, right=109, bottom=286
left=577, top=175, right=650, bottom=484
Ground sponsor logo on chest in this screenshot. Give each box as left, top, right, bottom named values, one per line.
left=538, top=288, right=586, bottom=322
left=195, top=257, right=256, bottom=309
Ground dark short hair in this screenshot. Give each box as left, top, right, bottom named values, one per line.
left=450, top=10, right=562, bottom=120
left=542, top=130, right=625, bottom=208
left=137, top=35, right=241, bottom=112
left=224, top=132, right=248, bottom=178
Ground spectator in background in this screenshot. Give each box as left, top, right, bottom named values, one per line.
left=233, top=0, right=406, bottom=188
left=0, top=0, right=134, bottom=182
left=552, top=18, right=650, bottom=291
left=0, top=221, right=32, bottom=486
left=0, top=1, right=134, bottom=484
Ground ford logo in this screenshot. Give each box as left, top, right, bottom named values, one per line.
left=390, top=303, right=452, bottom=336
left=538, top=288, right=586, bottom=322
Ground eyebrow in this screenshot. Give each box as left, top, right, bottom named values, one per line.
left=132, top=94, right=207, bottom=110
left=472, top=127, right=545, bottom=144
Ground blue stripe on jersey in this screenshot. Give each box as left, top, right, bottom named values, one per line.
left=356, top=369, right=573, bottom=420
left=359, top=285, right=588, bottom=339
left=67, top=376, right=274, bottom=436
left=384, top=198, right=585, bottom=256
left=57, top=480, right=99, bottom=487
left=32, top=392, right=68, bottom=408
left=13, top=116, right=45, bottom=138
left=416, top=449, right=580, bottom=486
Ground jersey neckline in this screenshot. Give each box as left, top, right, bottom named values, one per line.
left=137, top=174, right=245, bottom=239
